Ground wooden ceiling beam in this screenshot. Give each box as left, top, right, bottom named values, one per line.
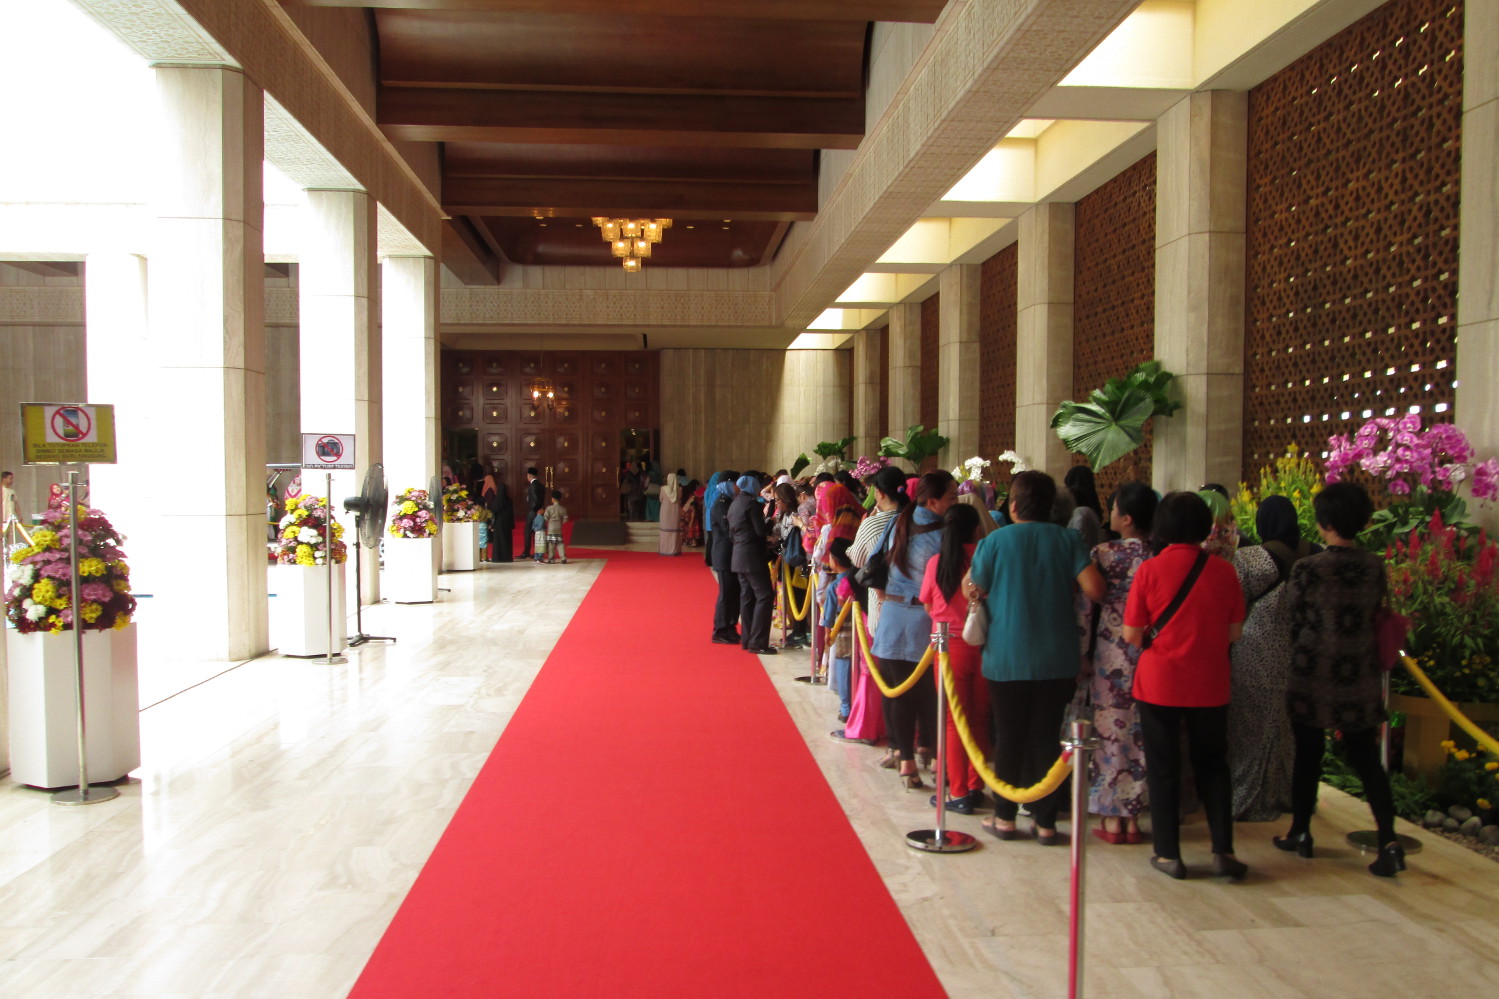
left=443, top=176, right=818, bottom=221
left=379, top=87, right=863, bottom=149
left=443, top=143, right=816, bottom=185
left=442, top=216, right=505, bottom=284
left=288, top=1, right=946, bottom=23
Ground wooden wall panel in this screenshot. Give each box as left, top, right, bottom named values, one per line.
left=979, top=243, right=1017, bottom=467
left=918, top=293, right=940, bottom=470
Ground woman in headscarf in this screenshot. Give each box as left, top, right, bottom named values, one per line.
left=728, top=473, right=776, bottom=654
left=708, top=472, right=742, bottom=644
left=658, top=472, right=683, bottom=556
left=482, top=472, right=514, bottom=563
left=1228, top=495, right=1320, bottom=821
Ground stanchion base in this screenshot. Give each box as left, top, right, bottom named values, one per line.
left=905, top=829, right=978, bottom=853
left=318, top=655, right=350, bottom=665
left=52, top=785, right=120, bottom=806
left=792, top=675, right=825, bottom=685
left=1346, top=830, right=1422, bottom=855
left=348, top=634, right=396, bottom=646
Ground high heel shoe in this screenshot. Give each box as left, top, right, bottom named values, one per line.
left=1368, top=841, right=1406, bottom=878
left=1272, top=831, right=1315, bottom=858
left=901, top=772, right=926, bottom=790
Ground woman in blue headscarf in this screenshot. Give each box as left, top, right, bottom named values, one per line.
left=708, top=471, right=741, bottom=644
left=702, top=471, right=725, bottom=568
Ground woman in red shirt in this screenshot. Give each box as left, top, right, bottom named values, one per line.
left=1123, top=492, right=1246, bottom=880
left=919, top=503, right=988, bottom=814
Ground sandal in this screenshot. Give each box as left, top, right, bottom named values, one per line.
left=981, top=817, right=1019, bottom=841
left=1092, top=819, right=1125, bottom=845
left=876, top=749, right=898, bottom=769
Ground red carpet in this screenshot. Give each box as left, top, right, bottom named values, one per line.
left=349, top=552, right=946, bottom=998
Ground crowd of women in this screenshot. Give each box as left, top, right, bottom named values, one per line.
left=687, top=462, right=1406, bottom=881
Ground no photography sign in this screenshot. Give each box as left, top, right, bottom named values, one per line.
left=301, top=433, right=356, bottom=470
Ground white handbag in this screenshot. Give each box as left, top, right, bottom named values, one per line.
left=961, top=597, right=988, bottom=647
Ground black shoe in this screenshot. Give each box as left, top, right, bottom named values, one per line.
left=928, top=793, right=975, bottom=815
left=1369, top=842, right=1406, bottom=878
left=711, top=636, right=739, bottom=645
left=1150, top=856, right=1187, bottom=880
left=1212, top=853, right=1248, bottom=881
left=1272, top=831, right=1314, bottom=858
left=745, top=646, right=778, bottom=655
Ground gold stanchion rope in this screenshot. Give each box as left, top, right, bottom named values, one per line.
left=781, top=561, right=813, bottom=621
left=849, top=601, right=933, bottom=698
left=1401, top=655, right=1499, bottom=757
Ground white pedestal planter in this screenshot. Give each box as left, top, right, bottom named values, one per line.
left=384, top=537, right=437, bottom=603
left=268, top=564, right=347, bottom=657
left=442, top=521, right=480, bottom=571
left=5, top=623, right=141, bottom=789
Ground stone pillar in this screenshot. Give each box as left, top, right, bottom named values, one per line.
left=1153, top=90, right=1247, bottom=493
left=938, top=264, right=981, bottom=465
left=1458, top=0, right=1499, bottom=531
left=83, top=253, right=156, bottom=590
left=1015, top=204, right=1075, bottom=478
left=149, top=66, right=267, bottom=660
left=887, top=302, right=921, bottom=465
left=300, top=189, right=381, bottom=604
left=381, top=255, right=440, bottom=586
left=851, top=326, right=884, bottom=457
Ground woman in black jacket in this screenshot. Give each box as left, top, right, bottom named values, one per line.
left=728, top=473, right=775, bottom=655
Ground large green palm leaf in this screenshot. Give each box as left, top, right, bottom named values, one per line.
left=1049, top=361, right=1181, bottom=472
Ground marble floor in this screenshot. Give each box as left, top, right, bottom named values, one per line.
left=2, top=549, right=1498, bottom=998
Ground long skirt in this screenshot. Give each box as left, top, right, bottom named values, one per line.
left=658, top=498, right=682, bottom=555
left=841, top=615, right=886, bottom=743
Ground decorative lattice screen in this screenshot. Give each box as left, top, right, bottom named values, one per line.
left=1074, top=152, right=1158, bottom=499
left=1243, top=0, right=1462, bottom=480
left=877, top=324, right=889, bottom=440
left=979, top=244, right=1017, bottom=464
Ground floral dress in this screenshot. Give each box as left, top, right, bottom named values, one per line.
left=1082, top=538, right=1150, bottom=817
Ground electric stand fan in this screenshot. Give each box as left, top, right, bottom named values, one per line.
left=344, top=463, right=396, bottom=647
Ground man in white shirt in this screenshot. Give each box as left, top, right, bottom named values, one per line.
left=1, top=469, right=20, bottom=527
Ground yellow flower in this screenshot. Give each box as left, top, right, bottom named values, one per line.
left=78, top=557, right=106, bottom=577
left=1485, top=762, right=1498, bottom=772
left=400, top=501, right=418, bottom=515
left=294, top=543, right=315, bottom=566
left=113, top=613, right=131, bottom=630
left=1479, top=798, right=1493, bottom=811
left=30, top=529, right=59, bottom=549
left=31, top=578, right=58, bottom=604
left=1455, top=750, right=1472, bottom=761
left=80, top=602, right=103, bottom=623
left=1440, top=740, right=1457, bottom=749
left=283, top=526, right=299, bottom=539
left=112, top=579, right=130, bottom=593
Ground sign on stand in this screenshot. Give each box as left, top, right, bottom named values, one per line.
left=19, top=402, right=117, bottom=465
left=17, top=402, right=120, bottom=807
left=301, top=433, right=356, bottom=471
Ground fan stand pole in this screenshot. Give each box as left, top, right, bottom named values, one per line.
left=347, top=525, right=395, bottom=647
left=322, top=472, right=349, bottom=665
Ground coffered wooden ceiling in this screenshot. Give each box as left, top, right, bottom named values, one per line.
left=284, top=0, right=948, bottom=272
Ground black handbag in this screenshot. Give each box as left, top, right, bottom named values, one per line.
left=782, top=525, right=806, bottom=568
left=854, top=516, right=897, bottom=589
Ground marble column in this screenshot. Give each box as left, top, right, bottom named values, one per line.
left=149, top=66, right=267, bottom=661
left=83, top=252, right=160, bottom=595
left=1015, top=203, right=1075, bottom=478
left=1153, top=90, right=1247, bottom=493
left=938, top=264, right=981, bottom=465
left=1457, top=0, right=1499, bottom=531
left=381, top=255, right=440, bottom=592
left=851, top=326, right=884, bottom=457
left=887, top=302, right=921, bottom=467
left=300, top=189, right=381, bottom=604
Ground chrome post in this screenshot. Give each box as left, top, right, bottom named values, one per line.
left=53, top=471, right=118, bottom=806
left=322, top=472, right=348, bottom=666
left=793, top=568, right=823, bottom=684
left=906, top=622, right=976, bottom=853
left=1065, top=718, right=1099, bottom=999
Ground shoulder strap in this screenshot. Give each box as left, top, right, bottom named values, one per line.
left=1145, top=550, right=1209, bottom=645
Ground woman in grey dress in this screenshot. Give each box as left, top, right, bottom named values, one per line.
left=1228, top=496, right=1318, bottom=820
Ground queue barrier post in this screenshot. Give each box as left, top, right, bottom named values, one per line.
left=906, top=623, right=976, bottom=854
left=793, top=570, right=824, bottom=685
left=1064, top=718, right=1100, bottom=999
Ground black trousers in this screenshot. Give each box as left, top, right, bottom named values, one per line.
left=712, top=568, right=741, bottom=641
left=1290, top=722, right=1395, bottom=845
left=875, top=657, right=937, bottom=763
left=987, top=677, right=1076, bottom=827
left=737, top=562, right=774, bottom=650
left=1137, top=701, right=1234, bottom=860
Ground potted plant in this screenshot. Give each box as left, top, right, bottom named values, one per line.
left=4, top=505, right=140, bottom=788
left=266, top=495, right=348, bottom=658
left=1050, top=360, right=1180, bottom=473
left=385, top=487, right=438, bottom=603
left=440, top=483, right=487, bottom=572
left=1230, top=444, right=1324, bottom=544
left=878, top=425, right=950, bottom=471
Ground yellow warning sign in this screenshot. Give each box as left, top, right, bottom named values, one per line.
left=20, top=403, right=117, bottom=464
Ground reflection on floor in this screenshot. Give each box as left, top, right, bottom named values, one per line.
left=3, top=547, right=1498, bottom=997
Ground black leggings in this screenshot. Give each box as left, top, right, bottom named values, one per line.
left=1290, top=722, right=1395, bottom=846
left=987, top=677, right=1076, bottom=828
left=712, top=569, right=741, bottom=641
left=1137, top=701, right=1234, bottom=860
left=874, top=657, right=936, bottom=763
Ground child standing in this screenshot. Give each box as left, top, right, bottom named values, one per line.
left=823, top=539, right=857, bottom=722
left=543, top=490, right=568, bottom=564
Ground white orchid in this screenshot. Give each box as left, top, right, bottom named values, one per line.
left=997, top=450, right=1028, bottom=473
left=951, top=455, right=991, bottom=483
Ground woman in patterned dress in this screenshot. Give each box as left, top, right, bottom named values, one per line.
left=657, top=473, right=683, bottom=555
left=680, top=480, right=703, bottom=548
left=1083, top=481, right=1156, bottom=844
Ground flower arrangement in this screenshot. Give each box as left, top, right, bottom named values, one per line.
left=442, top=483, right=488, bottom=523
left=1325, top=415, right=1498, bottom=549
left=5, top=507, right=135, bottom=634
left=1231, top=444, right=1323, bottom=544
left=1386, top=511, right=1499, bottom=703
left=389, top=487, right=438, bottom=539
left=269, top=495, right=347, bottom=566
left=851, top=455, right=891, bottom=480
left=950, top=455, right=990, bottom=484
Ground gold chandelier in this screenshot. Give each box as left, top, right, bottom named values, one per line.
left=591, top=217, right=672, bottom=272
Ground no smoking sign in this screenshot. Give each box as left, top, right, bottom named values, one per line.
left=301, top=433, right=356, bottom=470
